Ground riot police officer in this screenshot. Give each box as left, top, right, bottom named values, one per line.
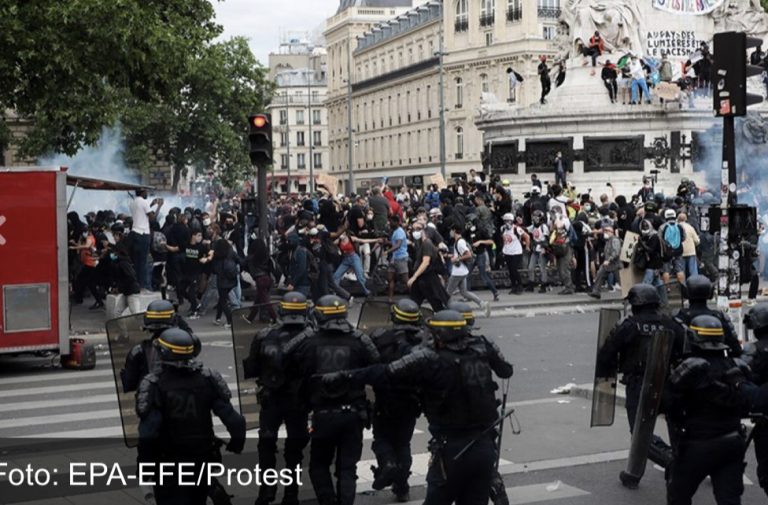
left=665, top=315, right=750, bottom=505
left=742, top=303, right=768, bottom=496
left=596, top=284, right=686, bottom=484
left=121, top=299, right=196, bottom=392
left=368, top=298, right=424, bottom=501
left=243, top=292, right=312, bottom=505
left=284, top=295, right=380, bottom=505
left=136, top=328, right=246, bottom=505
left=677, top=275, right=741, bottom=356
left=321, top=310, right=514, bottom=505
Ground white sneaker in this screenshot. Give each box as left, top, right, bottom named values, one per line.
left=224, top=323, right=232, bottom=329
left=483, top=301, right=492, bottom=318
left=213, top=319, right=222, bottom=326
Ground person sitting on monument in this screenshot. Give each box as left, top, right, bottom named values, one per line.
left=629, top=55, right=652, bottom=105
left=581, top=31, right=605, bottom=75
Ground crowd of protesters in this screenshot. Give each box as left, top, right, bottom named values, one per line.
left=67, top=165, right=768, bottom=325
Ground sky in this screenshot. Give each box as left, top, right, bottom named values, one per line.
left=212, top=0, right=339, bottom=66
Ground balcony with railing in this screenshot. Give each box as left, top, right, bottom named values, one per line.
left=455, top=18, right=469, bottom=32
left=537, top=6, right=561, bottom=18
left=480, top=13, right=495, bottom=27
left=507, top=7, right=522, bottom=22
left=270, top=95, right=326, bottom=107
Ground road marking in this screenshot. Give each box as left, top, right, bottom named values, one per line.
left=0, top=368, right=113, bottom=386
left=0, top=381, right=237, bottom=399
left=0, top=394, right=117, bottom=413
left=356, top=453, right=513, bottom=483
left=0, top=409, right=118, bottom=429
left=393, top=482, right=590, bottom=505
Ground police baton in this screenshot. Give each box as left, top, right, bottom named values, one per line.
left=495, top=379, right=510, bottom=470
left=453, top=409, right=516, bottom=462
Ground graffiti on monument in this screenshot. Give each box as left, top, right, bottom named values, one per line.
left=652, top=0, right=724, bottom=16
left=484, top=141, right=519, bottom=174
left=524, top=139, right=573, bottom=173
left=646, top=30, right=705, bottom=57
left=583, top=136, right=645, bottom=172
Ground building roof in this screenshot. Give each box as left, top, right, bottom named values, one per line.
left=337, top=0, right=413, bottom=14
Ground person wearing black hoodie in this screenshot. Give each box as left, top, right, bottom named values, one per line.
left=246, top=237, right=278, bottom=324
left=212, top=239, right=240, bottom=328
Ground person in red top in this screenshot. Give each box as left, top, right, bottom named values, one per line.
left=333, top=232, right=372, bottom=297
left=582, top=31, right=605, bottom=74
left=383, top=186, right=403, bottom=221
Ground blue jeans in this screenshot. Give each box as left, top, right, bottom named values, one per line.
left=631, top=78, right=651, bottom=104
left=683, top=255, right=698, bottom=279
left=334, top=253, right=370, bottom=296
left=228, top=275, right=242, bottom=309
left=470, top=250, right=498, bottom=296
left=643, top=268, right=668, bottom=305
left=129, top=231, right=151, bottom=290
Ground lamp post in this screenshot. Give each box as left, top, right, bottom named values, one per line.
left=436, top=27, right=447, bottom=181
left=284, top=91, right=291, bottom=194
left=307, top=50, right=314, bottom=195
left=347, top=38, right=355, bottom=194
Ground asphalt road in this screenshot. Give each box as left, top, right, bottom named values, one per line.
left=0, top=311, right=765, bottom=504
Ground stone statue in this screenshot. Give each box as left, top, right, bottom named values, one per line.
left=712, top=0, right=768, bottom=40
left=559, top=0, right=646, bottom=56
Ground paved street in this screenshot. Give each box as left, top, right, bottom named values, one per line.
left=1, top=307, right=765, bottom=504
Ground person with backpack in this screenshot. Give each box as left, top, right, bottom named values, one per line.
left=635, top=219, right=668, bottom=305
left=447, top=225, right=491, bottom=317
left=468, top=212, right=501, bottom=302
left=588, top=226, right=622, bottom=299
left=549, top=209, right=576, bottom=295
left=527, top=210, right=550, bottom=293
left=501, top=213, right=529, bottom=295
left=659, top=208, right=686, bottom=287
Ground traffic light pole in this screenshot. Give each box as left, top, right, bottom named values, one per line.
left=257, top=161, right=269, bottom=244
left=718, top=114, right=741, bottom=333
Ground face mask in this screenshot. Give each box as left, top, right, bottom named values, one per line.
left=412, top=231, right=422, bottom=240
left=203, top=218, right=211, bottom=227
left=603, top=233, right=610, bottom=240
left=82, top=232, right=89, bottom=238
left=110, top=253, right=118, bottom=261
left=584, top=205, right=592, bottom=212
left=366, top=213, right=374, bottom=220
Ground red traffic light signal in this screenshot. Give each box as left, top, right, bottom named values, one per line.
left=251, top=115, right=268, bottom=128
left=248, top=113, right=273, bottom=165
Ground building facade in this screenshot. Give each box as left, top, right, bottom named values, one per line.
left=325, top=0, right=560, bottom=193
left=267, top=38, right=329, bottom=194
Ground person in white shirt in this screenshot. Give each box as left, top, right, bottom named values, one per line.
left=446, top=225, right=491, bottom=317
left=501, top=213, right=529, bottom=294
left=128, top=189, right=162, bottom=291
left=629, top=55, right=652, bottom=104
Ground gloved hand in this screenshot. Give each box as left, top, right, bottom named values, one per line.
left=318, top=371, right=352, bottom=385
left=226, top=436, right=245, bottom=455
left=670, top=357, right=710, bottom=390
left=723, top=358, right=753, bottom=388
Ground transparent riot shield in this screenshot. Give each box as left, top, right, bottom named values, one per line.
left=105, top=313, right=149, bottom=448
left=666, top=281, right=684, bottom=312
left=230, top=304, right=276, bottom=431
left=590, top=308, right=623, bottom=427
left=357, top=300, right=433, bottom=334
left=621, top=328, right=674, bottom=487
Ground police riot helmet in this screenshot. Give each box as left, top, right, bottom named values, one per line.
left=279, top=291, right=309, bottom=325
left=626, top=283, right=660, bottom=308
left=426, top=310, right=468, bottom=344
left=683, top=275, right=714, bottom=302
left=447, top=301, right=475, bottom=328
left=688, top=314, right=729, bottom=351
left=745, top=303, right=768, bottom=337
left=153, top=328, right=201, bottom=362
left=143, top=299, right=177, bottom=332
left=391, top=298, right=422, bottom=325
left=314, top=295, right=348, bottom=325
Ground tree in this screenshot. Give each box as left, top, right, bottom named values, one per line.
left=123, top=37, right=273, bottom=190
left=0, top=0, right=220, bottom=158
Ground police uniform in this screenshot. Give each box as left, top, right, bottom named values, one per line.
left=677, top=275, right=742, bottom=357
left=665, top=315, right=750, bottom=505
left=121, top=300, right=196, bottom=393
left=136, top=329, right=246, bottom=505
left=596, top=284, right=686, bottom=473
left=742, top=303, right=768, bottom=496
left=323, top=310, right=514, bottom=505
left=242, top=292, right=312, bottom=505
left=284, top=295, right=380, bottom=505
left=368, top=299, right=425, bottom=501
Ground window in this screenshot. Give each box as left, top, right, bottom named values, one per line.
left=313, top=110, right=321, bottom=125
left=296, top=110, right=305, bottom=125
left=427, top=85, right=432, bottom=118
left=281, top=154, right=289, bottom=169
left=455, top=0, right=468, bottom=32
left=485, top=32, right=493, bottom=46
left=280, top=132, right=288, bottom=147
left=313, top=131, right=322, bottom=146
left=279, top=110, right=288, bottom=125
left=455, top=77, right=464, bottom=108
left=456, top=127, right=464, bottom=160
left=543, top=25, right=556, bottom=40
left=481, top=74, right=489, bottom=94
left=507, top=0, right=522, bottom=21
left=480, top=0, right=495, bottom=26
left=312, top=90, right=319, bottom=102
left=297, top=153, right=306, bottom=169
left=296, top=131, right=305, bottom=146
left=538, top=0, right=561, bottom=17
left=314, top=153, right=323, bottom=168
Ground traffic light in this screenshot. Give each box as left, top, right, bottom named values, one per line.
left=713, top=31, right=764, bottom=117
left=248, top=113, right=272, bottom=165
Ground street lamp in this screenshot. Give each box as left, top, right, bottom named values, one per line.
left=435, top=26, right=447, bottom=182
left=346, top=38, right=355, bottom=194
left=307, top=49, right=315, bottom=196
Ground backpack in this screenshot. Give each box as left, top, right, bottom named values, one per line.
left=567, top=223, right=579, bottom=247
left=151, top=231, right=167, bottom=253
left=662, top=222, right=684, bottom=259
left=549, top=229, right=569, bottom=257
